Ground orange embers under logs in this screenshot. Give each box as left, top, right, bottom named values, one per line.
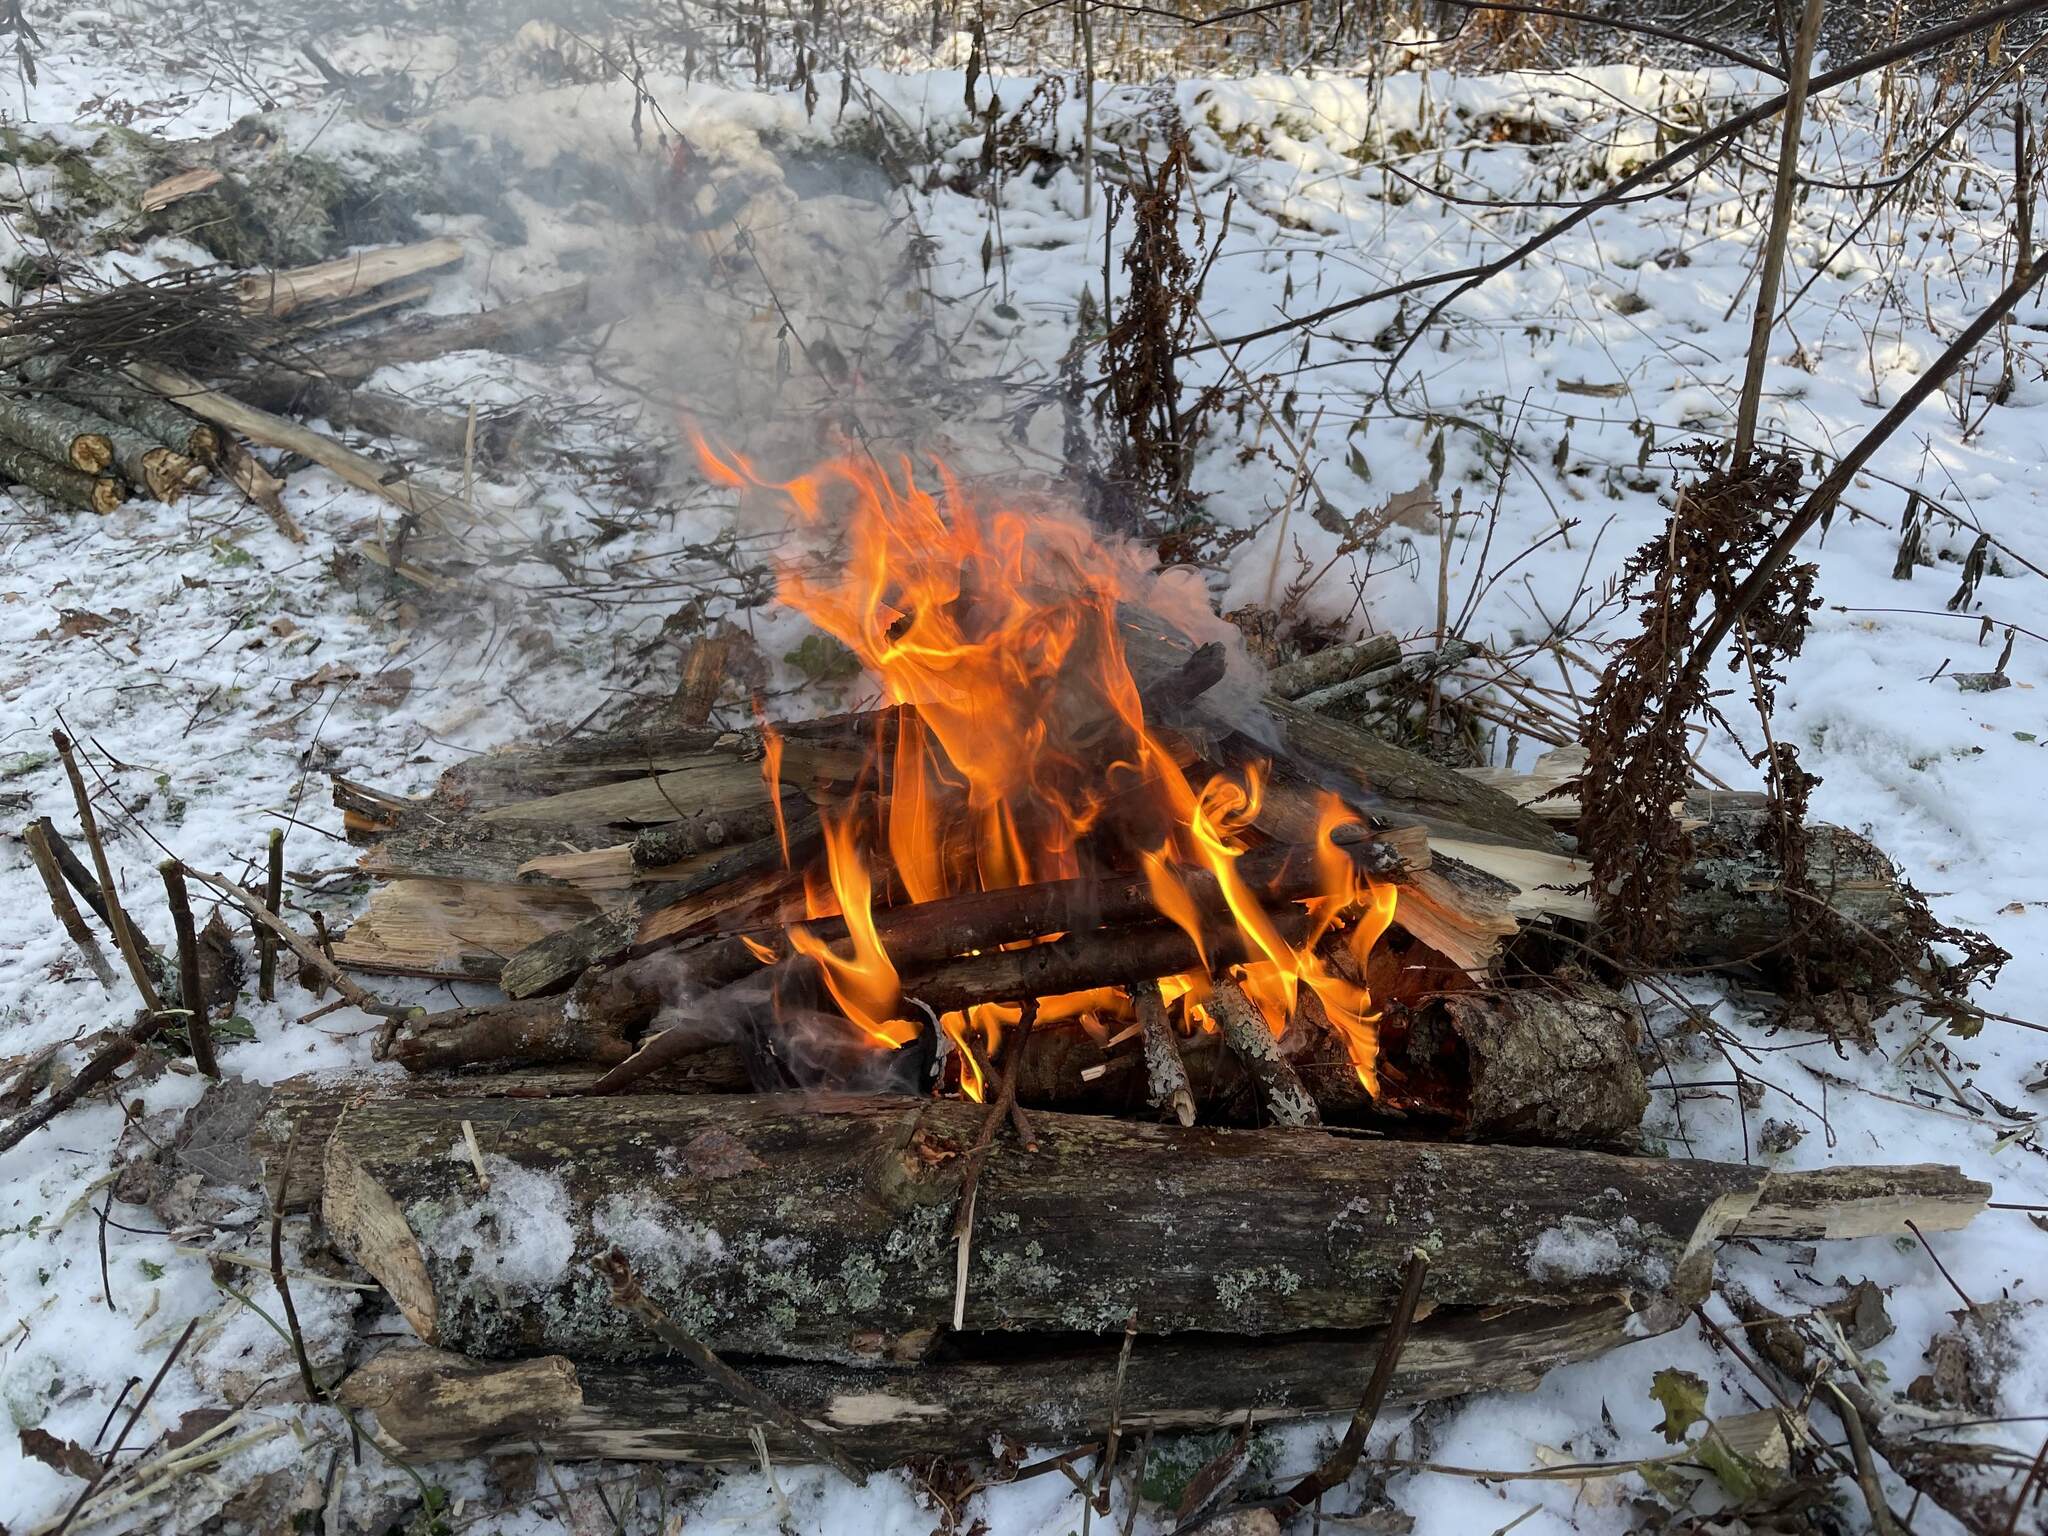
left=698, top=437, right=1398, bottom=1095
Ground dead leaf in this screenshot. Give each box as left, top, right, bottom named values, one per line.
left=268, top=617, right=300, bottom=638
left=40, top=608, right=126, bottom=642
left=1650, top=1366, right=1709, bottom=1443
left=1381, top=482, right=1438, bottom=532
left=290, top=662, right=359, bottom=699
left=361, top=668, right=413, bottom=709
left=20, top=1426, right=100, bottom=1481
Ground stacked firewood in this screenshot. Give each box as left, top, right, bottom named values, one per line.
left=223, top=620, right=1993, bottom=1471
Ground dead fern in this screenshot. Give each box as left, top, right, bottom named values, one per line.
left=1093, top=105, right=1228, bottom=547
left=1579, top=445, right=1815, bottom=965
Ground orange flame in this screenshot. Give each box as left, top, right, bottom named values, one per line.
left=699, top=434, right=1397, bottom=1089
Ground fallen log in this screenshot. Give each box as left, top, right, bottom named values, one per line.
left=299, top=282, right=602, bottom=383
left=64, top=382, right=219, bottom=464
left=321, top=1093, right=1985, bottom=1366
left=0, top=442, right=125, bottom=514
left=0, top=395, right=113, bottom=472
left=340, top=1297, right=1649, bottom=1464
left=65, top=408, right=207, bottom=501
left=237, top=238, right=464, bottom=318
left=232, top=367, right=535, bottom=466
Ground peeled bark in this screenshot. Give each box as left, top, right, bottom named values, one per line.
left=320, top=1094, right=1981, bottom=1367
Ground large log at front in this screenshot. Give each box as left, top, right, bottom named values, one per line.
left=323, top=1094, right=1772, bottom=1365
left=338, top=1298, right=1648, bottom=1464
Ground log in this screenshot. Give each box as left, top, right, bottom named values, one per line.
left=1203, top=978, right=1319, bottom=1128
left=0, top=442, right=125, bottom=514
left=300, top=283, right=602, bottom=384
left=64, top=408, right=206, bottom=502
left=1265, top=634, right=1402, bottom=700
left=321, top=1095, right=1980, bottom=1365
left=232, top=367, right=535, bottom=465
left=237, top=238, right=464, bottom=318
left=385, top=963, right=655, bottom=1073
left=0, top=395, right=113, bottom=471
left=340, top=1298, right=1650, bottom=1464
left=61, top=382, right=218, bottom=463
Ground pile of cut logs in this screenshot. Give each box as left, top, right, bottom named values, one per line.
left=211, top=617, right=1992, bottom=1470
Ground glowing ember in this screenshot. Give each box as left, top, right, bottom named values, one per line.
left=696, top=435, right=1398, bottom=1094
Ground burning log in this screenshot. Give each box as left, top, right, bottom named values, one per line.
left=339, top=1298, right=1652, bottom=1464
left=1133, top=979, right=1196, bottom=1126
left=383, top=963, right=654, bottom=1073
left=0, top=442, right=125, bottom=514
left=1203, top=977, right=1320, bottom=1127
left=320, top=1094, right=1985, bottom=1366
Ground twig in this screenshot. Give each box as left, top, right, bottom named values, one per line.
left=158, top=861, right=216, bottom=1078
left=1088, top=1312, right=1140, bottom=1529
left=1134, top=979, right=1197, bottom=1126
left=1274, top=1250, right=1432, bottom=1514
left=181, top=867, right=414, bottom=1024
left=50, top=1316, right=200, bottom=1536
left=32, top=815, right=112, bottom=928
left=269, top=1119, right=324, bottom=1403
left=52, top=730, right=160, bottom=1010
left=1731, top=0, right=1826, bottom=465
left=460, top=1119, right=491, bottom=1192
left=599, top=1247, right=867, bottom=1483
left=1905, top=1218, right=1980, bottom=1315
left=953, top=1003, right=1036, bottom=1330
left=0, top=1010, right=172, bottom=1156
left=259, top=828, right=283, bottom=1002
left=24, top=820, right=116, bottom=987
left=1292, top=638, right=1477, bottom=714
left=1205, top=979, right=1319, bottom=1128
left=1827, top=1381, right=1903, bottom=1536
left=2005, top=1428, right=2048, bottom=1536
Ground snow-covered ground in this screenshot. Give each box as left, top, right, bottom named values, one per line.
left=2, top=5, right=2045, bottom=1533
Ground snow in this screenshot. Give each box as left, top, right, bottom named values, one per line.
left=423, top=1153, right=577, bottom=1291
left=0, top=2, right=2045, bottom=1533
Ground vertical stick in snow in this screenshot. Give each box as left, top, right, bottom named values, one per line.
left=1732, top=0, right=1826, bottom=465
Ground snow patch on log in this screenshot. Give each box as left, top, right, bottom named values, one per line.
left=1525, top=1213, right=1670, bottom=1293
left=415, top=1145, right=576, bottom=1290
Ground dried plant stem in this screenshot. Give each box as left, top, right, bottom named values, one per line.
left=49, top=1317, right=200, bottom=1536
left=1274, top=1250, right=1432, bottom=1515
left=24, top=820, right=116, bottom=987
left=1826, top=1381, right=1903, bottom=1536
left=1732, top=0, right=1825, bottom=465
left=600, top=1248, right=867, bottom=1483
left=183, top=867, right=414, bottom=1025
left=158, top=861, right=216, bottom=1078
left=52, top=730, right=160, bottom=1010
left=258, top=828, right=283, bottom=1002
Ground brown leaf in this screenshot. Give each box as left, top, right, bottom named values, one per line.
left=40, top=608, right=123, bottom=642
left=1380, top=482, right=1439, bottom=532
left=290, top=662, right=359, bottom=699
left=20, top=1426, right=100, bottom=1481
left=360, top=668, right=413, bottom=709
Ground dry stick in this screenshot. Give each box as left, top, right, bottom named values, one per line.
left=1088, top=1313, right=1140, bottom=1530
left=1826, top=1381, right=1904, bottom=1536
left=181, top=867, right=415, bottom=1026
left=1205, top=978, right=1320, bottom=1128
left=1731, top=0, right=1826, bottom=466
left=24, top=820, right=116, bottom=987
left=52, top=731, right=160, bottom=1010
left=953, top=1005, right=1037, bottom=1331
left=598, top=1248, right=867, bottom=1484
left=2006, top=1428, right=2048, bottom=1536
left=1271, top=1250, right=1432, bottom=1518
left=34, top=816, right=111, bottom=928
left=0, top=1012, right=171, bottom=1155
left=158, top=861, right=217, bottom=1079
left=258, top=828, right=283, bottom=1002
left=1904, top=1218, right=1981, bottom=1315
left=1134, top=979, right=1197, bottom=1126
left=49, top=1316, right=201, bottom=1536
left=268, top=1120, right=325, bottom=1404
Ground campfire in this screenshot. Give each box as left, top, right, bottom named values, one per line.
left=684, top=439, right=1399, bottom=1108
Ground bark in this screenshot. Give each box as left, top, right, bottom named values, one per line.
left=319, top=1094, right=1977, bottom=1365
left=61, top=383, right=218, bottom=463
left=1675, top=791, right=1914, bottom=970
left=1203, top=978, right=1319, bottom=1128
left=0, top=442, right=125, bottom=513
left=1265, top=634, right=1402, bottom=700
left=340, top=1297, right=1647, bottom=1464
left=0, top=395, right=113, bottom=471
left=385, top=963, right=659, bottom=1073
left=300, top=283, right=601, bottom=384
